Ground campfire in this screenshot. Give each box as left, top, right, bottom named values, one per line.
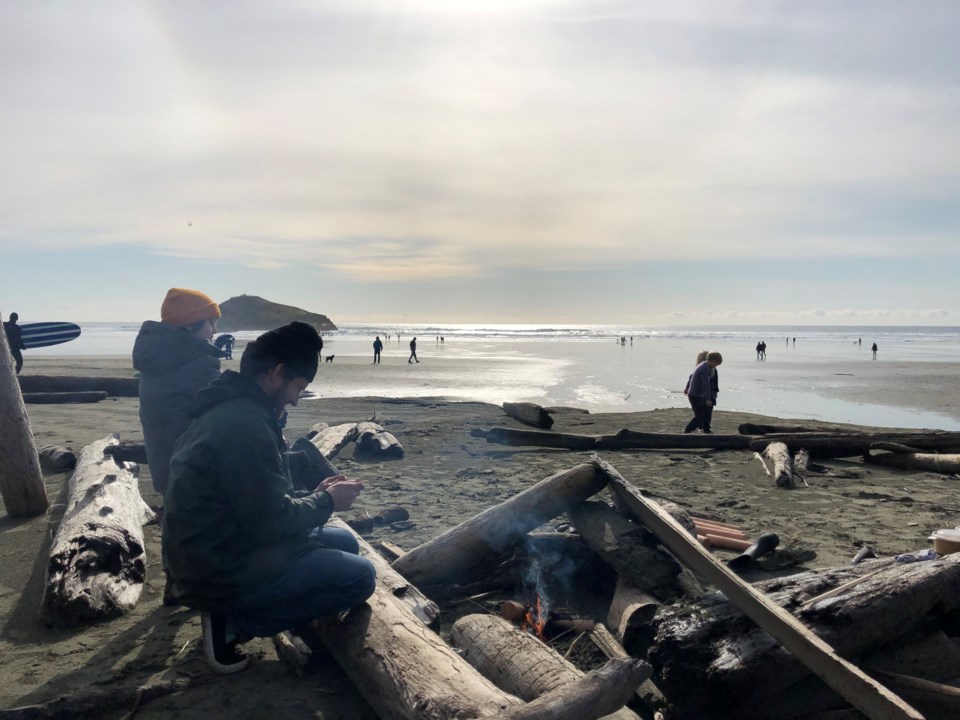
left=499, top=597, right=595, bottom=642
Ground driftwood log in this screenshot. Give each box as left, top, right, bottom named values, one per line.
left=353, top=421, right=404, bottom=459
left=503, top=402, right=554, bottom=429
left=38, top=445, right=77, bottom=473
left=600, top=459, right=924, bottom=720
left=18, top=375, right=139, bottom=397
left=392, top=462, right=608, bottom=590
left=451, top=613, right=645, bottom=720
left=311, top=578, right=523, bottom=719
left=487, top=659, right=654, bottom=720
left=0, top=329, right=48, bottom=517
left=568, top=500, right=681, bottom=600
left=747, top=432, right=960, bottom=458
left=761, top=441, right=796, bottom=487
left=865, top=447, right=960, bottom=474
left=22, top=391, right=108, bottom=404
left=472, top=427, right=751, bottom=451
left=739, top=423, right=845, bottom=435
left=102, top=441, right=149, bottom=465
left=41, top=435, right=155, bottom=627
left=307, top=422, right=360, bottom=458
left=607, top=578, right=659, bottom=655
left=590, top=623, right=669, bottom=713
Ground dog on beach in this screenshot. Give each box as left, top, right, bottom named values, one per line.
left=325, top=355, right=335, bottom=363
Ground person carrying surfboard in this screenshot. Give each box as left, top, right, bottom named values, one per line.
left=3, top=312, right=26, bottom=374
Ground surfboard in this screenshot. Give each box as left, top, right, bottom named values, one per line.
left=19, top=322, right=82, bottom=349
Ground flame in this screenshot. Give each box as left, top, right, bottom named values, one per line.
left=521, top=595, right=548, bottom=640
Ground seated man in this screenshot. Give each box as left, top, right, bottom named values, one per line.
left=163, top=321, right=376, bottom=673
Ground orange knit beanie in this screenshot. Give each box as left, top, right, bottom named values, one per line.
left=160, top=288, right=221, bottom=327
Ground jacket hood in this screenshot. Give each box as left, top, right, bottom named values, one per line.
left=133, top=320, right=221, bottom=375
left=186, top=370, right=275, bottom=420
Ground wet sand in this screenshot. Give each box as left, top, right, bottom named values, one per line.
left=2, top=356, right=959, bottom=718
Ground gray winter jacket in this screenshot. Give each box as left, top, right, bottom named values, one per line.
left=132, top=321, right=222, bottom=495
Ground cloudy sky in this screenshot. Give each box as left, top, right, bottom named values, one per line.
left=2, top=1, right=959, bottom=325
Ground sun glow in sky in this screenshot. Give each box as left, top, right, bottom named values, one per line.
left=2, top=1, right=959, bottom=325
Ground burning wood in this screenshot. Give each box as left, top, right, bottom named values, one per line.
left=499, top=597, right=595, bottom=641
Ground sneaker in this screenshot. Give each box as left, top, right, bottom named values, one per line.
left=201, top=612, right=249, bottom=674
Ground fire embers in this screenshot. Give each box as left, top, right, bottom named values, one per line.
left=498, top=597, right=595, bottom=641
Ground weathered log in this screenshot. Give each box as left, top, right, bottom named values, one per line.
left=865, top=449, right=960, bottom=474
left=102, top=441, right=149, bottom=465
left=272, top=629, right=312, bottom=677
left=607, top=578, right=659, bottom=655
left=503, top=402, right=554, bottom=429
left=762, top=441, right=796, bottom=487
left=749, top=432, right=960, bottom=459
left=41, top=435, right=155, bottom=627
left=590, top=623, right=669, bottom=713
left=38, top=445, right=77, bottom=473
left=568, top=500, right=682, bottom=600
left=307, top=422, right=359, bottom=458
left=312, top=579, right=523, bottom=719
left=451, top=613, right=643, bottom=720
left=471, top=427, right=751, bottom=451
left=22, top=391, right=108, bottom=404
left=354, top=421, right=405, bottom=459
left=18, top=375, right=139, bottom=397
left=392, top=463, right=608, bottom=589
left=485, top=659, right=652, bottom=720
left=0, top=327, right=48, bottom=517
left=601, top=459, right=924, bottom=720
left=739, top=423, right=846, bottom=435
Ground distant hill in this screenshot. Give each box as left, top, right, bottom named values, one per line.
left=217, top=295, right=338, bottom=332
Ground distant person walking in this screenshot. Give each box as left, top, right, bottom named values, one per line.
left=214, top=334, right=235, bottom=360
left=760, top=341, right=766, bottom=359
left=373, top=336, right=383, bottom=364
left=871, top=342, right=878, bottom=359
left=3, top=312, right=25, bottom=374
left=408, top=337, right=419, bottom=364
left=684, top=351, right=722, bottom=434
left=756, top=341, right=763, bottom=360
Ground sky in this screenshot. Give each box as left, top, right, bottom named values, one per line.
left=2, top=1, right=959, bottom=326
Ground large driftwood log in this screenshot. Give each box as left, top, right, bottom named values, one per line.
left=749, top=432, right=960, bottom=458
left=486, top=659, right=653, bottom=720
left=503, top=402, right=554, bottom=429
left=471, top=427, right=751, bottom=451
left=353, top=421, right=404, bottom=459
left=865, top=448, right=960, bottom=474
left=307, top=422, right=360, bottom=458
left=392, top=463, right=608, bottom=589
left=568, top=500, right=681, bottom=600
left=41, top=435, right=155, bottom=627
left=22, top=391, right=108, bottom=404
left=607, top=578, right=659, bottom=655
left=312, top=581, right=523, bottom=719
left=762, top=441, right=796, bottom=487
left=451, top=613, right=644, bottom=720
left=18, top=375, right=139, bottom=397
left=601, top=459, right=923, bottom=720
left=0, top=328, right=48, bottom=518
left=739, top=423, right=846, bottom=435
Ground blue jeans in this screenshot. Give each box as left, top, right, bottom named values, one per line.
left=226, top=527, right=376, bottom=638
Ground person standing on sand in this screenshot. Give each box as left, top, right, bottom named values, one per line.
left=3, top=312, right=25, bottom=374
left=872, top=342, right=878, bottom=359
left=373, top=335, right=383, bottom=364
left=684, top=351, right=722, bottom=434
left=408, top=336, right=419, bottom=363
left=163, top=322, right=375, bottom=674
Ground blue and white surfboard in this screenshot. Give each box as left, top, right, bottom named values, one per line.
left=19, top=322, right=82, bottom=349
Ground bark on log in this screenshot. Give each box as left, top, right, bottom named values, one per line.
left=485, top=659, right=652, bottom=720
left=354, top=421, right=404, bottom=459
left=471, top=427, right=751, bottom=451
left=22, top=391, right=108, bottom=404
left=102, top=441, right=149, bottom=465
left=607, top=578, right=659, bottom=655
left=451, top=613, right=644, bottom=720
left=601, top=458, right=924, bottom=720
left=312, top=581, right=523, bottom=719
left=392, top=463, right=608, bottom=590
left=762, top=441, right=796, bottom=487
left=568, top=500, right=682, bottom=600
left=18, top=375, right=139, bottom=397
left=865, top=449, right=960, bottom=474
left=41, top=435, right=155, bottom=627
left=649, top=556, right=960, bottom=719
left=503, top=402, right=555, bottom=429
left=749, top=432, right=960, bottom=459
left=0, top=326, right=48, bottom=517
left=307, top=422, right=359, bottom=459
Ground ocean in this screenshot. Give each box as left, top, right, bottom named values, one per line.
left=28, top=323, right=960, bottom=430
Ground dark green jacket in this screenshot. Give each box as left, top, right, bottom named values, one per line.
left=163, top=371, right=333, bottom=610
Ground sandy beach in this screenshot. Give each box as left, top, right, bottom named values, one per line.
left=3, top=355, right=960, bottom=718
